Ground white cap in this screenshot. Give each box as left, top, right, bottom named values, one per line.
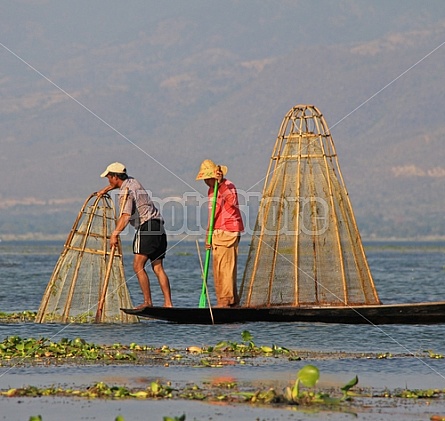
left=100, top=162, right=126, bottom=177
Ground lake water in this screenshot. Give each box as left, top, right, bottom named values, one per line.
left=1, top=239, right=445, bottom=420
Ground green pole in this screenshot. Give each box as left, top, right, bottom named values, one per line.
left=199, top=180, right=219, bottom=308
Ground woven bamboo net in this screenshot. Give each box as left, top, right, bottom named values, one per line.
left=35, top=193, right=138, bottom=323
left=239, top=104, right=381, bottom=307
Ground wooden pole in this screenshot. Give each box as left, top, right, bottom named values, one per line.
left=95, top=188, right=129, bottom=323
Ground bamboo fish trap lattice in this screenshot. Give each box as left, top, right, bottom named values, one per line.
left=36, top=193, right=138, bottom=323
left=239, top=104, right=381, bottom=308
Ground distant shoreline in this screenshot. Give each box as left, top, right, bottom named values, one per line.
left=1, top=235, right=445, bottom=243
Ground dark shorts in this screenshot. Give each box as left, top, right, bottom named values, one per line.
left=133, top=219, right=167, bottom=261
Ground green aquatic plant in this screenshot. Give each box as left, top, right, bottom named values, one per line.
left=1, top=334, right=300, bottom=368
left=4, top=374, right=444, bottom=413
left=3, top=382, right=170, bottom=399
left=0, top=336, right=137, bottom=361
left=178, top=384, right=207, bottom=401
left=285, top=364, right=320, bottom=403
left=0, top=311, right=36, bottom=322
left=163, top=415, right=185, bottom=421
left=340, top=375, right=359, bottom=400
left=239, top=388, right=280, bottom=404
left=379, top=388, right=442, bottom=399
left=284, top=364, right=359, bottom=405
left=241, top=330, right=254, bottom=345
left=205, top=330, right=297, bottom=359
left=425, top=349, right=444, bottom=359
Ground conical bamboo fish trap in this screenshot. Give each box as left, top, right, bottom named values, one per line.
left=239, top=104, right=381, bottom=307
left=36, top=193, right=138, bottom=323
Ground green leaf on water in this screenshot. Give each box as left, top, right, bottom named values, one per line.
left=241, top=330, right=253, bottom=342
left=340, top=375, right=359, bottom=400
left=297, top=365, right=320, bottom=387
left=341, top=375, right=359, bottom=392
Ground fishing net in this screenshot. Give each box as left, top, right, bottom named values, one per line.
left=36, top=193, right=138, bottom=323
left=239, top=104, right=381, bottom=307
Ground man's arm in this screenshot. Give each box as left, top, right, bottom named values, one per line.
left=110, top=213, right=131, bottom=247
left=96, top=184, right=115, bottom=196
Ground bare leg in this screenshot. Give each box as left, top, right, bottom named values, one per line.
left=152, top=259, right=173, bottom=307
left=133, top=253, right=152, bottom=308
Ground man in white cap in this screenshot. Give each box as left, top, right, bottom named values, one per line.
left=97, top=162, right=172, bottom=309
left=196, top=159, right=244, bottom=307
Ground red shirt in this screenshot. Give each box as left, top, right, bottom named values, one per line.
left=208, top=179, right=244, bottom=232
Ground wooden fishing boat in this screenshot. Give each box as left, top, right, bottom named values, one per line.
left=122, top=105, right=445, bottom=327
left=121, top=301, right=445, bottom=325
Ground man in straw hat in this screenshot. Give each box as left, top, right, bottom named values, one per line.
left=97, top=162, right=172, bottom=309
left=196, top=159, right=244, bottom=307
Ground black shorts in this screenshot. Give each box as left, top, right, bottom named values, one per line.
left=133, top=219, right=167, bottom=261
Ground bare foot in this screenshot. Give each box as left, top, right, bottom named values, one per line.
left=134, top=302, right=151, bottom=310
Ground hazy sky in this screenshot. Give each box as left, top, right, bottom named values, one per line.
left=1, top=1, right=444, bottom=235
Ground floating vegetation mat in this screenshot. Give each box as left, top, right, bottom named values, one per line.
left=1, top=333, right=445, bottom=420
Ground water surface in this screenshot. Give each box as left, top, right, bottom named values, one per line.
left=1, top=240, right=445, bottom=420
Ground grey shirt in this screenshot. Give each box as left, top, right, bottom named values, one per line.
left=119, top=177, right=162, bottom=228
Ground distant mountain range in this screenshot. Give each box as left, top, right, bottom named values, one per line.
left=1, top=1, right=444, bottom=240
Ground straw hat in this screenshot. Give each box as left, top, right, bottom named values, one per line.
left=195, top=159, right=228, bottom=180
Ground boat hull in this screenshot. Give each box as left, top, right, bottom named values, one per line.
left=121, top=301, right=445, bottom=324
